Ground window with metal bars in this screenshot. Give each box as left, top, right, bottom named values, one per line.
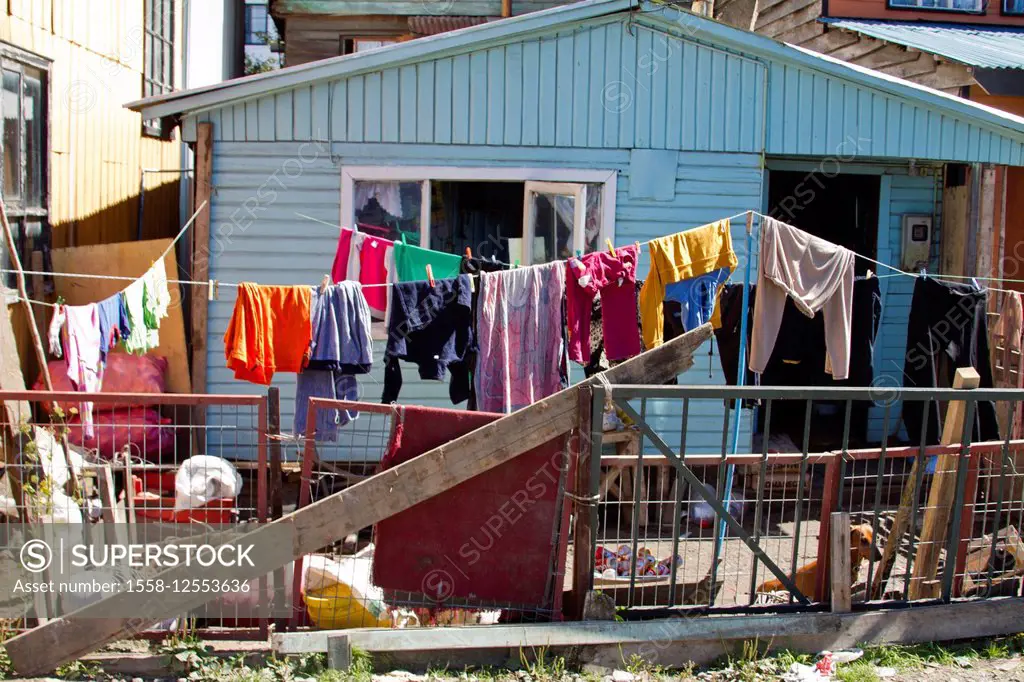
left=143, top=0, right=175, bottom=137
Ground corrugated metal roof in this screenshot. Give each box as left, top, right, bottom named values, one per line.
left=407, top=15, right=492, bottom=35
left=821, top=18, right=1024, bottom=70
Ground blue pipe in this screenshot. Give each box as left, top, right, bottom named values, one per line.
left=717, top=214, right=755, bottom=550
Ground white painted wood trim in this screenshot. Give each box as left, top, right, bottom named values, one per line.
left=523, top=181, right=587, bottom=264
left=339, top=165, right=618, bottom=250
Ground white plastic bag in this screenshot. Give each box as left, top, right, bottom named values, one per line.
left=174, top=455, right=242, bottom=512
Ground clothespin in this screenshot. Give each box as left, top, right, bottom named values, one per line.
left=866, top=269, right=874, bottom=279
left=513, top=260, right=520, bottom=269
left=745, top=211, right=754, bottom=236
left=426, top=264, right=435, bottom=287
left=606, top=239, right=617, bottom=258
left=634, top=241, right=640, bottom=252
left=469, top=274, right=476, bottom=293
left=575, top=249, right=582, bottom=258
left=465, top=247, right=473, bottom=259
left=401, top=233, right=408, bottom=245
left=319, top=274, right=330, bottom=294
left=207, top=279, right=220, bottom=301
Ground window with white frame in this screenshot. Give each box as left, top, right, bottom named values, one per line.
left=888, top=0, right=983, bottom=13
left=342, top=168, right=616, bottom=267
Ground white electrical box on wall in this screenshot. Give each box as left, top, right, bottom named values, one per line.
left=901, top=214, right=933, bottom=271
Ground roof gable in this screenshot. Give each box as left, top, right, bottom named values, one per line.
left=132, top=0, right=1024, bottom=165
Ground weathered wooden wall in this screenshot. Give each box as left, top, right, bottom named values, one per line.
left=720, top=0, right=974, bottom=93
left=0, top=0, right=183, bottom=248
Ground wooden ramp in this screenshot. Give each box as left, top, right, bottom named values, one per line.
left=4, top=324, right=713, bottom=676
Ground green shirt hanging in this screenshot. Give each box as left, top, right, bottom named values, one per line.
left=393, top=241, right=463, bottom=282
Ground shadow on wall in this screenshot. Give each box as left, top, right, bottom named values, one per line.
left=10, top=179, right=182, bottom=388
left=51, top=177, right=182, bottom=248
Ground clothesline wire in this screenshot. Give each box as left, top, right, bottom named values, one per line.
left=8, top=208, right=1022, bottom=299
left=728, top=209, right=1023, bottom=296
left=294, top=212, right=518, bottom=269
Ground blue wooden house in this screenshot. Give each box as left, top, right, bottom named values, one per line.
left=129, top=0, right=1024, bottom=460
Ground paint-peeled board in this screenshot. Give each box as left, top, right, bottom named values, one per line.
left=372, top=405, right=570, bottom=608
left=50, top=239, right=191, bottom=393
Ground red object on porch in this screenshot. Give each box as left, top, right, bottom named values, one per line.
left=372, top=405, right=571, bottom=612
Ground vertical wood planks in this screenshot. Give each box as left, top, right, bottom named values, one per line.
left=400, top=65, right=418, bottom=143
left=504, top=43, right=523, bottom=146
left=417, top=62, right=435, bottom=144
left=487, top=47, right=505, bottom=146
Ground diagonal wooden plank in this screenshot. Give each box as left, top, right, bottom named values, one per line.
left=4, top=325, right=713, bottom=675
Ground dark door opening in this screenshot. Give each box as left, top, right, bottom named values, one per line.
left=759, top=170, right=882, bottom=450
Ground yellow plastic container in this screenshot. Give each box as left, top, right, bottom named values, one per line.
left=304, top=583, right=391, bottom=629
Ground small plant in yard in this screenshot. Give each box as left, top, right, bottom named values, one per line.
left=623, top=652, right=669, bottom=677
left=519, top=646, right=567, bottom=681
left=834, top=660, right=880, bottom=682
left=54, top=658, right=106, bottom=680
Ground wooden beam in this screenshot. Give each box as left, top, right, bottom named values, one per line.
left=880, top=52, right=938, bottom=80
left=830, top=512, right=852, bottom=613
left=754, top=0, right=820, bottom=31
left=848, top=44, right=920, bottom=71
left=909, top=367, right=979, bottom=601
left=773, top=21, right=825, bottom=47
left=756, top=2, right=820, bottom=37
left=3, top=324, right=713, bottom=676
left=569, top=385, right=595, bottom=620
left=941, top=183, right=970, bottom=277
left=191, top=122, right=213, bottom=450
left=0, top=198, right=51, bottom=391
left=799, top=28, right=860, bottom=52
left=911, top=64, right=976, bottom=91
left=273, top=596, right=1024, bottom=658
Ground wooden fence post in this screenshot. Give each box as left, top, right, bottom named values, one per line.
left=830, top=511, right=852, bottom=613
left=569, top=385, right=595, bottom=620
left=191, top=122, right=213, bottom=451
left=909, top=367, right=979, bottom=600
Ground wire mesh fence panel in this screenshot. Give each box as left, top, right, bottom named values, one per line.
left=595, top=386, right=1024, bottom=616
left=0, top=390, right=270, bottom=636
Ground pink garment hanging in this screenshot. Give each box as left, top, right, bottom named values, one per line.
left=566, top=245, right=642, bottom=364
left=330, top=227, right=355, bottom=282
left=475, top=262, right=566, bottom=413
left=63, top=304, right=102, bottom=438
left=348, top=232, right=394, bottom=316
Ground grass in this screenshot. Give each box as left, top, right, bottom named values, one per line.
left=834, top=660, right=880, bottom=682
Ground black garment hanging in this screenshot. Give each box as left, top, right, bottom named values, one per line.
left=382, top=275, right=476, bottom=406
left=901, top=276, right=999, bottom=445
left=716, top=276, right=881, bottom=388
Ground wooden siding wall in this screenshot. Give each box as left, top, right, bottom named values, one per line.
left=731, top=0, right=974, bottom=93
left=185, top=14, right=1023, bottom=164
left=870, top=169, right=942, bottom=441
left=202, top=141, right=758, bottom=458
left=1, top=0, right=182, bottom=247
left=763, top=58, right=1006, bottom=160
left=189, top=21, right=768, bottom=154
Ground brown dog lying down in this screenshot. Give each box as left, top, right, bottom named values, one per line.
left=756, top=523, right=883, bottom=598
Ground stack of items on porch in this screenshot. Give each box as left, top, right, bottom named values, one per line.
left=41, top=258, right=178, bottom=459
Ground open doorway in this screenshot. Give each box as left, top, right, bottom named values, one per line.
left=760, top=170, right=882, bottom=449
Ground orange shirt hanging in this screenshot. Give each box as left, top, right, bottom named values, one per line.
left=224, top=283, right=312, bottom=385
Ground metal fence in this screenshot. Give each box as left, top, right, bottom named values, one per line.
left=591, top=385, right=1024, bottom=615
left=0, top=390, right=270, bottom=636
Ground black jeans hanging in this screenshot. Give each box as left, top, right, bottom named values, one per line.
left=901, top=277, right=999, bottom=445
